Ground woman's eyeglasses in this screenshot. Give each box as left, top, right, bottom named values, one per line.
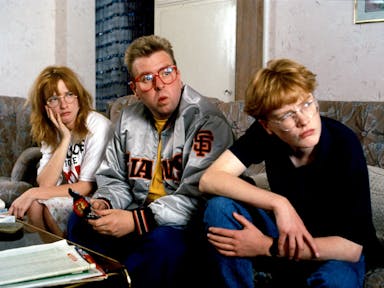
left=46, top=92, right=77, bottom=108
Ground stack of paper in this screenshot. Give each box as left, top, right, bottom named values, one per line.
left=0, top=239, right=106, bottom=287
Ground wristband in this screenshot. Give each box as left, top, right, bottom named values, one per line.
left=269, top=237, right=279, bottom=257
left=132, top=207, right=157, bottom=236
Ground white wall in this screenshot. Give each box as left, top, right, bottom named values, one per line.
left=0, top=0, right=95, bottom=101
left=156, top=0, right=383, bottom=102
left=1, top=0, right=383, bottom=103
left=265, top=0, right=384, bottom=101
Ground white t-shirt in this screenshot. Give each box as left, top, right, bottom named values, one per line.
left=38, top=111, right=112, bottom=184
left=38, top=111, right=112, bottom=234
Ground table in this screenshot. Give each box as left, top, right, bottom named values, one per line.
left=0, top=219, right=131, bottom=287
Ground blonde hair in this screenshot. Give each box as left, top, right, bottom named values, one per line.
left=27, top=66, right=94, bottom=148
left=244, top=58, right=317, bottom=119
left=124, top=34, right=177, bottom=78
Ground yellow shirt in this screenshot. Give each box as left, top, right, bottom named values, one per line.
left=147, top=118, right=167, bottom=202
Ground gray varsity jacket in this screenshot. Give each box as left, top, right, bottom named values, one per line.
left=93, top=85, right=234, bottom=226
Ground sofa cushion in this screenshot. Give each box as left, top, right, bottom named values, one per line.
left=11, top=147, right=41, bottom=186
left=0, top=178, right=33, bottom=207
left=0, top=96, right=34, bottom=177
left=251, top=172, right=269, bottom=191
left=365, top=267, right=384, bottom=288
left=319, top=101, right=384, bottom=168
left=368, top=165, right=384, bottom=242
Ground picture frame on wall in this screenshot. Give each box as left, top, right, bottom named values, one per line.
left=354, top=0, right=384, bottom=23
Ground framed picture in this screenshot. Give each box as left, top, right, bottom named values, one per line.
left=354, top=0, right=384, bottom=23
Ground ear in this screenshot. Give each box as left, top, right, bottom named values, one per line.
left=129, top=82, right=139, bottom=98
left=258, top=119, right=274, bottom=135
left=129, top=81, right=136, bottom=93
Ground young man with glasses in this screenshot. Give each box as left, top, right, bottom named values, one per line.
left=67, top=35, right=234, bottom=288
left=200, top=58, right=383, bottom=287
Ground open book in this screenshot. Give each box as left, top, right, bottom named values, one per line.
left=0, top=239, right=106, bottom=287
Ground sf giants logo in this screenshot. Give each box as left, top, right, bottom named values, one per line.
left=193, top=130, right=214, bottom=157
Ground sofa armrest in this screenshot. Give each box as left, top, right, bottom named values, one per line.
left=11, top=147, right=41, bottom=186
left=0, top=179, right=33, bottom=208
left=368, top=165, right=384, bottom=243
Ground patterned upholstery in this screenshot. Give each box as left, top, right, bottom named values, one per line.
left=0, top=96, right=34, bottom=177
left=0, top=96, right=39, bottom=207
left=319, top=101, right=384, bottom=168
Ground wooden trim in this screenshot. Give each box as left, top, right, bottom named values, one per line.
left=235, top=0, right=264, bottom=100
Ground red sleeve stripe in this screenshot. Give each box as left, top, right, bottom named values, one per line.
left=132, top=209, right=150, bottom=235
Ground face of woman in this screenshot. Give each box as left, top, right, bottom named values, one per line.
left=45, top=80, right=80, bottom=130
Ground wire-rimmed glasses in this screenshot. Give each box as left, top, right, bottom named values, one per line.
left=132, top=65, right=178, bottom=92
left=46, top=92, right=78, bottom=108
left=268, top=95, right=319, bottom=132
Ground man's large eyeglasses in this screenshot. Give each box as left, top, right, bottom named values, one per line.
left=268, top=95, right=319, bottom=132
left=46, top=92, right=77, bottom=108
left=132, top=65, right=178, bottom=92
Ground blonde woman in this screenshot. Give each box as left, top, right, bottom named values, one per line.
left=9, top=66, right=112, bottom=237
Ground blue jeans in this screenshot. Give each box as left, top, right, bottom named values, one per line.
left=203, top=196, right=366, bottom=288
left=67, top=212, right=209, bottom=288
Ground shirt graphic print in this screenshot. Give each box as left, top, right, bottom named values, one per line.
left=63, top=140, right=84, bottom=184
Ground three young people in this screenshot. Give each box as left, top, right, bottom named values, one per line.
left=10, top=36, right=382, bottom=287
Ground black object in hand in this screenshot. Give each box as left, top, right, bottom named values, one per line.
left=68, top=188, right=100, bottom=219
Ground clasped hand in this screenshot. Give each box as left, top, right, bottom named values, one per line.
left=207, top=211, right=319, bottom=260
left=87, top=199, right=135, bottom=238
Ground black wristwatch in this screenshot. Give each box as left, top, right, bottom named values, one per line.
left=269, top=237, right=279, bottom=257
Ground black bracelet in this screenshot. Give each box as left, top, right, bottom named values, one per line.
left=269, top=237, right=279, bottom=257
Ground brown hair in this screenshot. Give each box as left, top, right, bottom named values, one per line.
left=244, top=58, right=317, bottom=119
left=27, top=65, right=94, bottom=148
left=124, top=34, right=177, bottom=78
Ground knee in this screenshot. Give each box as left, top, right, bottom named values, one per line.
left=206, top=196, right=236, bottom=212
left=27, top=201, right=43, bottom=222
left=206, top=196, right=233, bottom=208
left=204, top=197, right=244, bottom=229
left=204, top=197, right=232, bottom=218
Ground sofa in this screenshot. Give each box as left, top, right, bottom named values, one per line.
left=0, top=95, right=40, bottom=207
left=1, top=94, right=383, bottom=286
left=107, top=95, right=384, bottom=287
